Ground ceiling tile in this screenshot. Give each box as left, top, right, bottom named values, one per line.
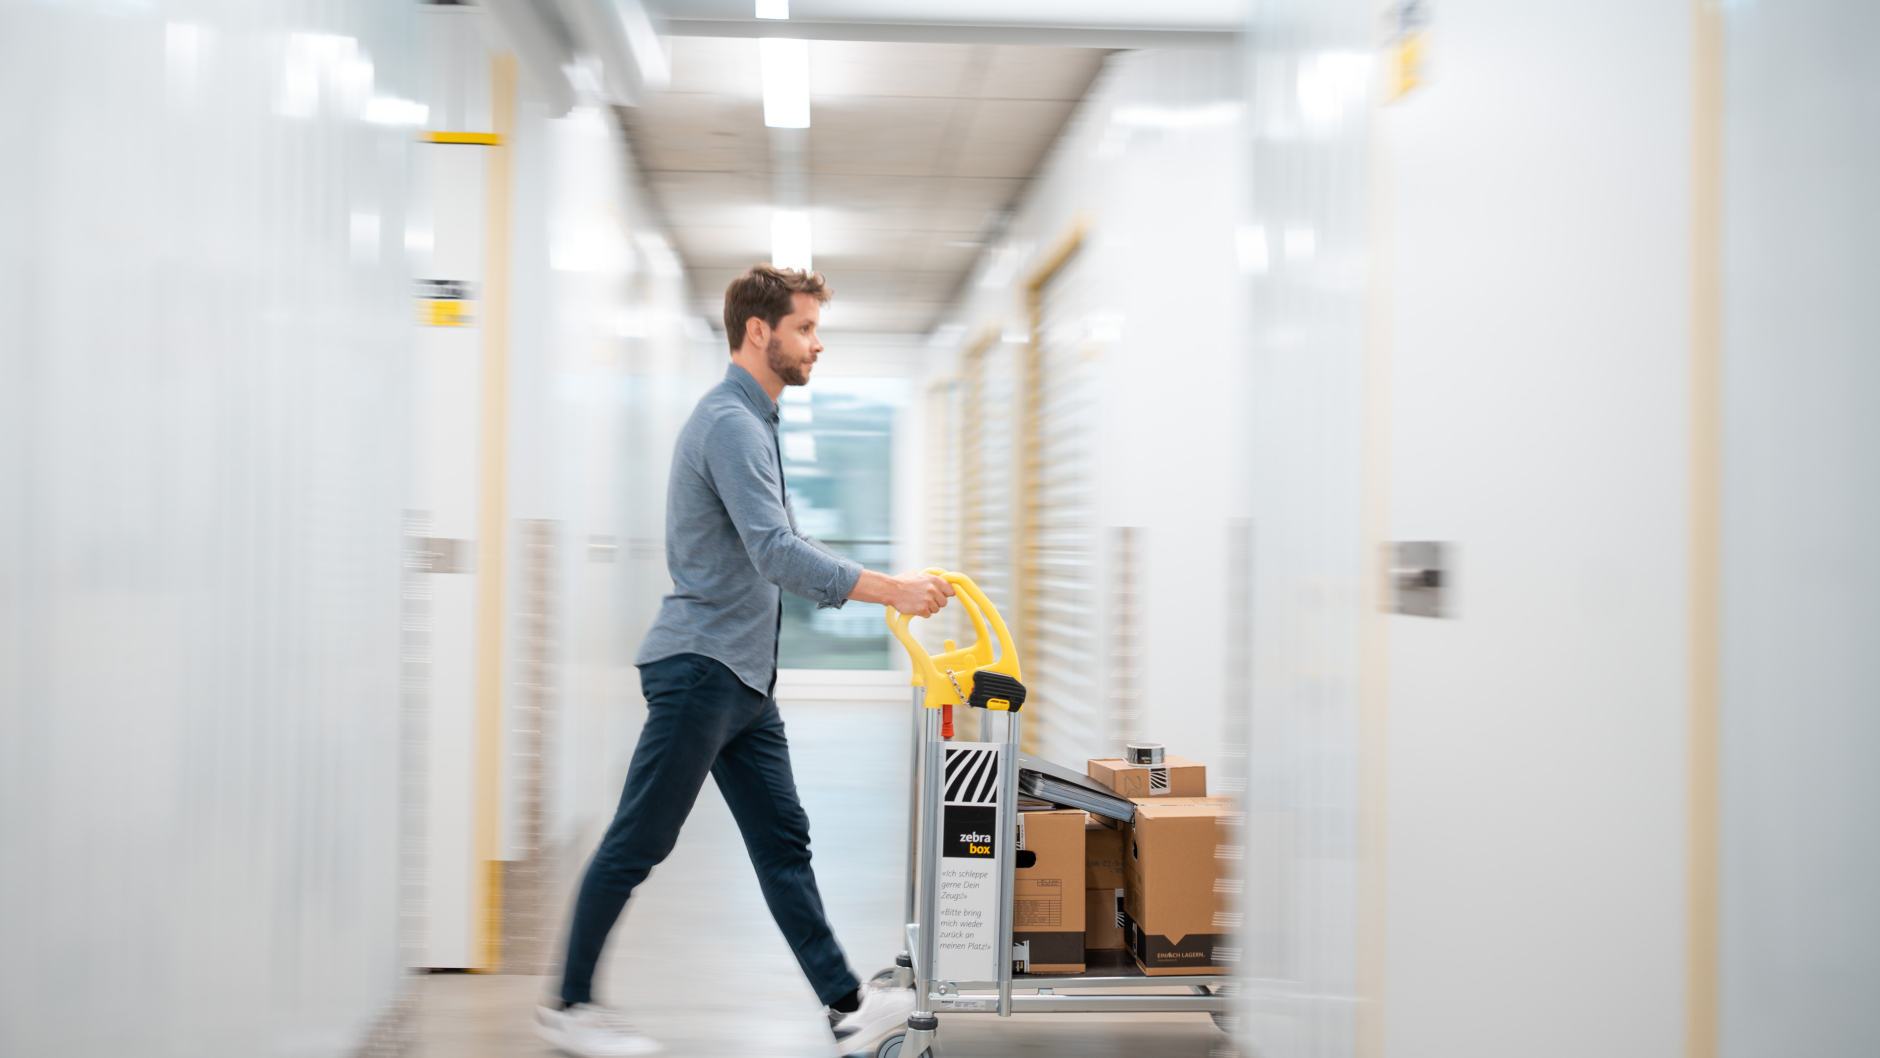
left=664, top=36, right=763, bottom=98
left=936, top=175, right=1026, bottom=221
left=807, top=174, right=943, bottom=218
left=619, top=96, right=768, bottom=173
left=650, top=171, right=773, bottom=223
left=904, top=238, right=988, bottom=275
left=808, top=40, right=982, bottom=98
left=950, top=98, right=1077, bottom=178
left=810, top=182, right=1010, bottom=237
left=671, top=224, right=772, bottom=263
left=807, top=96, right=962, bottom=176
left=977, top=46, right=1111, bottom=100
left=805, top=229, right=914, bottom=270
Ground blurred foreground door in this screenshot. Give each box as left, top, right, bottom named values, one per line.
left=409, top=131, right=486, bottom=969
left=407, top=5, right=502, bottom=970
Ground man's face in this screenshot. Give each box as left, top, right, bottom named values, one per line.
left=765, top=292, right=824, bottom=388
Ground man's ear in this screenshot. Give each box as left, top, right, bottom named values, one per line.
left=743, top=315, right=768, bottom=351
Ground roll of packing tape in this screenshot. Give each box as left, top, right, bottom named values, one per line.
left=1125, top=742, right=1165, bottom=766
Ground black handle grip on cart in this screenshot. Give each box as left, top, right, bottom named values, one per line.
left=967, top=669, right=1027, bottom=712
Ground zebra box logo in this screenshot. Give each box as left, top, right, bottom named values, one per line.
left=945, top=806, right=998, bottom=857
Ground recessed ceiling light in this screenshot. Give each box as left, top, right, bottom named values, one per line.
left=760, top=38, right=809, bottom=128
left=755, top=0, right=788, bottom=18
left=771, top=210, right=812, bottom=271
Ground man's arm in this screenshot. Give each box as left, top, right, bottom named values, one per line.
left=705, top=416, right=863, bottom=606
left=848, top=569, right=953, bottom=618
left=702, top=414, right=955, bottom=617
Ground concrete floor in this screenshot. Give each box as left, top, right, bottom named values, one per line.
left=409, top=701, right=1232, bottom=1058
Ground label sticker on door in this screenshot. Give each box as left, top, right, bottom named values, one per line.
left=415, top=279, right=477, bottom=327
left=936, top=743, right=1002, bottom=984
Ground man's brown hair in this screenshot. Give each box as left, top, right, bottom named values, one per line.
left=722, top=264, right=832, bottom=353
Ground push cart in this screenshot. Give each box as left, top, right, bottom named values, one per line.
left=863, top=570, right=1231, bottom=1058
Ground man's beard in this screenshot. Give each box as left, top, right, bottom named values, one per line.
left=766, top=334, right=811, bottom=387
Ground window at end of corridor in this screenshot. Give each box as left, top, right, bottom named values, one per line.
left=778, top=376, right=909, bottom=669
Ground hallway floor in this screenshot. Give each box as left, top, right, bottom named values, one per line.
left=407, top=702, right=1230, bottom=1058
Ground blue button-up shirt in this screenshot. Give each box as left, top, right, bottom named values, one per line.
left=636, top=363, right=864, bottom=694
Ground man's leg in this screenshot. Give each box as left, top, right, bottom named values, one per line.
left=559, top=653, right=748, bottom=1005
left=711, top=698, right=861, bottom=1006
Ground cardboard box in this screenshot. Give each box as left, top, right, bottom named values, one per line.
left=1085, top=887, right=1126, bottom=949
left=1085, top=817, right=1126, bottom=889
left=1014, top=809, right=1085, bottom=972
left=1087, top=755, right=1207, bottom=799
left=1121, top=796, right=1236, bottom=976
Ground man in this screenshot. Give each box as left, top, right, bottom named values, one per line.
left=537, top=265, right=950, bottom=1058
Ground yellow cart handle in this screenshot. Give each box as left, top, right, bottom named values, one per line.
left=885, top=569, right=1022, bottom=708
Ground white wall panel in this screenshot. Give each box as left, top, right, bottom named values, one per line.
left=1718, top=3, right=1880, bottom=1054
left=1235, top=5, right=1373, bottom=1054
left=1377, top=1, right=1691, bottom=1056
left=0, top=1, right=417, bottom=1053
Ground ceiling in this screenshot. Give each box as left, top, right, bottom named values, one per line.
left=648, top=0, right=1244, bottom=31
left=616, top=36, right=1110, bottom=335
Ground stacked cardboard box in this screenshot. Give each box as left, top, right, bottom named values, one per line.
left=1013, top=808, right=1085, bottom=972
left=1084, top=818, right=1126, bottom=949
left=1120, top=795, right=1236, bottom=975
left=1086, top=755, right=1207, bottom=799
left=1087, top=755, right=1234, bottom=977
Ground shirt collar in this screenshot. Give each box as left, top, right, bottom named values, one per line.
left=725, top=362, right=779, bottom=424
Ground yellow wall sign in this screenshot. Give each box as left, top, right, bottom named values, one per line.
left=416, top=279, right=476, bottom=327
left=1383, top=0, right=1429, bottom=103
left=418, top=299, right=476, bottom=327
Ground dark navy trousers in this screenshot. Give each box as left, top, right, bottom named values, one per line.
left=559, top=652, right=859, bottom=1006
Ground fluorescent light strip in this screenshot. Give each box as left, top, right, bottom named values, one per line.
left=771, top=210, right=812, bottom=272
left=760, top=38, right=809, bottom=128
left=755, top=0, right=788, bottom=18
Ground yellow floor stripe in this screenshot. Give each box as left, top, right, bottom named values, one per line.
left=422, top=131, right=502, bottom=146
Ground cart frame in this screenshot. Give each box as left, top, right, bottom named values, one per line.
left=874, top=571, right=1229, bottom=1058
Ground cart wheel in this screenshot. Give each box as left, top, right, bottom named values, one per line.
left=876, top=1031, right=906, bottom=1058
left=1211, top=1010, right=1239, bottom=1034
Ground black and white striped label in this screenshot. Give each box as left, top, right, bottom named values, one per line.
left=944, top=745, right=1001, bottom=804
left=1149, top=765, right=1169, bottom=793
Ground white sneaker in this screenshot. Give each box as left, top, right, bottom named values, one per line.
left=860, top=966, right=911, bottom=996
left=536, top=1002, right=664, bottom=1057
left=831, top=987, right=916, bottom=1057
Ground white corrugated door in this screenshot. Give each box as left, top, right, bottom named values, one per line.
left=1028, top=248, right=1103, bottom=764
